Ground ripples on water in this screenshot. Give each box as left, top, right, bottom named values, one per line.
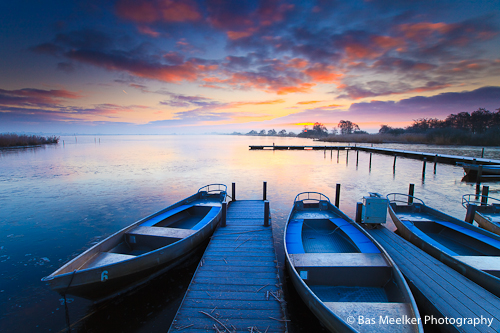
left=1, top=135, right=499, bottom=332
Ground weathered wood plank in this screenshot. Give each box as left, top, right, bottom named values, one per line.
left=182, top=298, right=282, bottom=310
left=186, top=290, right=279, bottom=300
left=189, top=283, right=281, bottom=293
left=369, top=227, right=500, bottom=332
left=168, top=200, right=286, bottom=333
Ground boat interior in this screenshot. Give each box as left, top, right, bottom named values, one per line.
left=65, top=201, right=221, bottom=272
left=287, top=211, right=408, bottom=305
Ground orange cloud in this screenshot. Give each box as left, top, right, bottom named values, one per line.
left=276, top=83, right=316, bottom=95
left=305, top=63, right=342, bottom=83
left=297, top=101, right=323, bottom=105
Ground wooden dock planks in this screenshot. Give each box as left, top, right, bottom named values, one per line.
left=168, top=200, right=287, bottom=333
left=368, top=226, right=500, bottom=333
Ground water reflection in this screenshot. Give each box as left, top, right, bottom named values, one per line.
left=1, top=135, right=499, bottom=332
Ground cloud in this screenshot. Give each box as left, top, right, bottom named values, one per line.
left=348, top=86, right=500, bottom=118
left=0, top=88, right=82, bottom=107
left=115, top=0, right=201, bottom=23
left=160, top=93, right=220, bottom=108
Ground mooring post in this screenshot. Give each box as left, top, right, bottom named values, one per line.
left=422, top=158, right=427, bottom=178
left=369, top=153, right=372, bottom=169
left=346, top=149, right=349, bottom=164
left=264, top=200, right=270, bottom=227
left=393, top=155, right=397, bottom=169
left=221, top=202, right=227, bottom=227
left=481, top=148, right=485, bottom=158
left=434, top=155, right=438, bottom=174
left=337, top=148, right=340, bottom=163
left=481, top=185, right=489, bottom=206
left=355, top=202, right=363, bottom=223
left=356, top=150, right=359, bottom=166
left=408, top=184, right=415, bottom=204
left=232, top=182, right=236, bottom=202
left=476, top=165, right=483, bottom=184
left=465, top=203, right=477, bottom=224
left=263, top=181, right=267, bottom=201
left=335, top=183, right=341, bottom=208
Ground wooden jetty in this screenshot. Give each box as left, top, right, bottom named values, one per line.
left=367, top=226, right=500, bottom=333
left=356, top=146, right=500, bottom=166
left=168, top=200, right=287, bottom=333
left=249, top=145, right=500, bottom=166
left=250, top=145, right=352, bottom=150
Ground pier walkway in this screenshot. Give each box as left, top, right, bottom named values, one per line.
left=168, top=200, right=287, bottom=332
left=249, top=145, right=500, bottom=166
left=368, top=226, right=500, bottom=333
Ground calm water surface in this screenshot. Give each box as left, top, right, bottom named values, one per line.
left=1, top=135, right=499, bottom=332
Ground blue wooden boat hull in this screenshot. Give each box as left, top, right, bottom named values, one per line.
left=284, top=192, right=422, bottom=333
left=42, top=185, right=226, bottom=301
left=388, top=194, right=500, bottom=298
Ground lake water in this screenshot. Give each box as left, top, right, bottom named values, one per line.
left=1, top=135, right=499, bottom=332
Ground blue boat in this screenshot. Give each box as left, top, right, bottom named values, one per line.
left=388, top=193, right=500, bottom=297
left=463, top=194, right=500, bottom=235
left=284, top=192, right=422, bottom=332
left=42, top=184, right=227, bottom=301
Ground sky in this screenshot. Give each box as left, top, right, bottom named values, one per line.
left=1, top=0, right=499, bottom=134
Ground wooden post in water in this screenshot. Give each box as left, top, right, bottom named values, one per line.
left=481, top=186, right=489, bottom=206
left=465, top=203, right=477, bottom=224
left=264, top=200, right=270, bottom=227
left=369, top=153, right=372, bottom=169
left=476, top=165, right=483, bottom=184
left=481, top=148, right=485, bottom=158
left=335, top=183, right=341, bottom=208
left=393, top=155, right=397, bottom=170
left=346, top=149, right=349, bottom=164
left=232, top=183, right=236, bottom=202
left=422, top=158, right=427, bottom=178
left=356, top=150, right=359, bottom=166
left=337, top=148, right=340, bottom=163
left=263, top=181, right=267, bottom=201
left=355, top=202, right=363, bottom=223
left=434, top=155, right=438, bottom=174
left=408, top=184, right=415, bottom=204
left=221, top=202, right=227, bottom=227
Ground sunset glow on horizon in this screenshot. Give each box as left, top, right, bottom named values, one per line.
left=1, top=0, right=499, bottom=134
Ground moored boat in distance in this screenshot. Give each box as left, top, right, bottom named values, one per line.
left=42, top=184, right=227, bottom=301
left=462, top=194, right=500, bottom=235
left=388, top=193, right=500, bottom=297
left=284, top=192, right=422, bottom=333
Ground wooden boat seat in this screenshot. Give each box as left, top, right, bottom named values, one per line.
left=324, top=302, right=416, bottom=332
left=454, top=256, right=500, bottom=271
left=85, top=252, right=136, bottom=269
left=127, top=226, right=196, bottom=239
left=190, top=206, right=219, bottom=231
left=286, top=219, right=305, bottom=253
left=290, top=253, right=389, bottom=268
left=140, top=204, right=193, bottom=227
left=330, top=218, right=380, bottom=253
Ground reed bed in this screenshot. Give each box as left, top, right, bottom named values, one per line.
left=0, top=133, right=59, bottom=148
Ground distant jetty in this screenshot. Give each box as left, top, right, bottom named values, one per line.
left=0, top=133, right=59, bottom=148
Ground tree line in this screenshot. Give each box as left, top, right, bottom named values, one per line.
left=380, top=107, right=500, bottom=135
